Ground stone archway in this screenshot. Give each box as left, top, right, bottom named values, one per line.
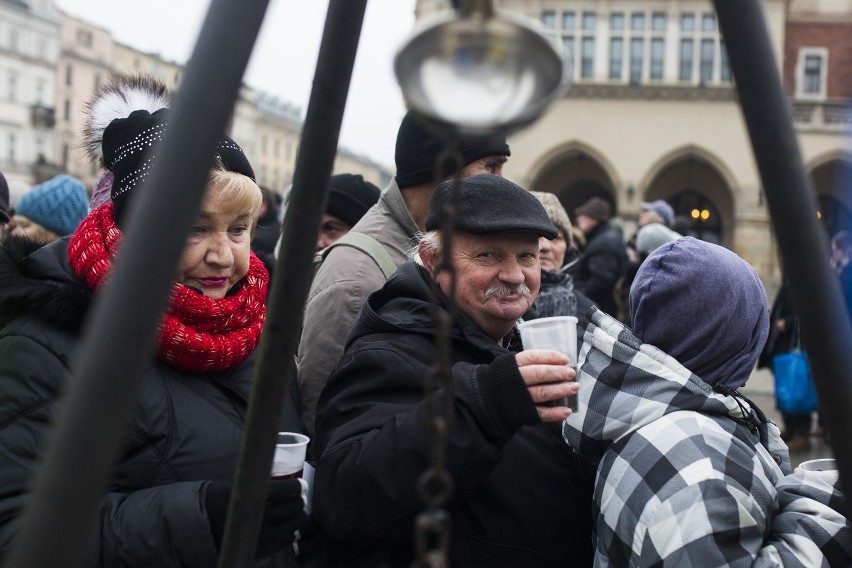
left=643, top=152, right=735, bottom=246
left=809, top=155, right=852, bottom=238
left=529, top=147, right=618, bottom=221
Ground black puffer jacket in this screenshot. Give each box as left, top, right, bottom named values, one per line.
left=568, top=222, right=627, bottom=316
left=0, top=237, right=275, bottom=567
left=312, top=261, right=595, bottom=567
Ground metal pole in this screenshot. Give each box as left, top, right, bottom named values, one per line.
left=713, top=0, right=852, bottom=508
left=217, top=1, right=368, bottom=565
left=3, top=1, right=271, bottom=566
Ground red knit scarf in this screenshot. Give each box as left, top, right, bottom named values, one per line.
left=68, top=203, right=269, bottom=373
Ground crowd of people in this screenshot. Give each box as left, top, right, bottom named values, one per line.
left=0, top=72, right=851, bottom=567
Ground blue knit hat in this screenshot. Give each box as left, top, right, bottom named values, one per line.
left=15, top=175, right=89, bottom=236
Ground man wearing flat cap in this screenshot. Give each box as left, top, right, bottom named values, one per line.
left=311, top=174, right=594, bottom=566
left=568, top=196, right=627, bottom=317
left=297, top=111, right=511, bottom=437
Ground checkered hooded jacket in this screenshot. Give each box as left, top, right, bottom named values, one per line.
left=562, top=307, right=852, bottom=567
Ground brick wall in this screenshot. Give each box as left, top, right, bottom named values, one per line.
left=784, top=21, right=852, bottom=99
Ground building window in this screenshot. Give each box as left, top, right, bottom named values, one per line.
left=563, top=11, right=576, bottom=30
left=62, top=143, right=69, bottom=169
left=8, top=132, right=15, bottom=163
left=680, top=39, right=694, bottom=81
left=610, top=12, right=624, bottom=31
left=36, top=79, right=44, bottom=105
left=804, top=55, right=822, bottom=93
left=581, top=37, right=595, bottom=78
left=609, top=37, right=623, bottom=79
left=562, top=37, right=575, bottom=81
left=651, top=12, right=666, bottom=32
left=541, top=11, right=556, bottom=29
left=65, top=65, right=72, bottom=86
left=700, top=38, right=714, bottom=84
left=701, top=13, right=716, bottom=32
left=650, top=38, right=665, bottom=80
left=9, top=30, right=18, bottom=52
left=796, top=47, right=828, bottom=98
left=630, top=38, right=644, bottom=84
left=35, top=135, right=44, bottom=160
left=582, top=12, right=596, bottom=31
left=76, top=29, right=93, bottom=47
left=95, top=73, right=101, bottom=91
left=680, top=14, right=695, bottom=32
left=64, top=99, right=70, bottom=121
left=720, top=41, right=732, bottom=82
left=8, top=75, right=16, bottom=102
left=631, top=13, right=645, bottom=32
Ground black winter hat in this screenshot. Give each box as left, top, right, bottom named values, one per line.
left=327, top=174, right=380, bottom=227
left=394, top=111, right=510, bottom=189
left=425, top=174, right=557, bottom=238
left=103, top=108, right=255, bottom=224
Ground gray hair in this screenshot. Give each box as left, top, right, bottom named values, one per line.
left=408, top=230, right=442, bottom=264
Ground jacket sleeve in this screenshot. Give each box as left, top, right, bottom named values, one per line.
left=614, top=470, right=852, bottom=567
left=296, top=249, right=389, bottom=438
left=311, top=346, right=540, bottom=545
left=0, top=333, right=221, bottom=567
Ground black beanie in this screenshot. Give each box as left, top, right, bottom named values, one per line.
left=327, top=174, right=380, bottom=227
left=425, top=174, right=557, bottom=238
left=103, top=108, right=255, bottom=225
left=394, top=111, right=510, bottom=189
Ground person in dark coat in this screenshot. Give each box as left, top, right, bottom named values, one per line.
left=311, top=175, right=595, bottom=567
left=832, top=230, right=852, bottom=326
left=757, top=279, right=812, bottom=451
left=0, top=75, right=304, bottom=566
left=567, top=196, right=627, bottom=317
left=0, top=170, right=10, bottom=241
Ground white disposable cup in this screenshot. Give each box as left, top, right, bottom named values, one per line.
left=517, top=316, right=578, bottom=410
left=271, top=432, right=310, bottom=479
left=795, top=458, right=838, bottom=483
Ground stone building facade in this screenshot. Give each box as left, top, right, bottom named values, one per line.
left=415, top=0, right=852, bottom=296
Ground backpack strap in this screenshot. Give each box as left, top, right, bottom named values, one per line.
left=314, top=231, right=397, bottom=281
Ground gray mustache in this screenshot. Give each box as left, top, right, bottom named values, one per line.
left=485, top=284, right=532, bottom=300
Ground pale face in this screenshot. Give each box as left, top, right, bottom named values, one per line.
left=575, top=214, right=599, bottom=235
left=316, top=213, right=352, bottom=251
left=638, top=209, right=657, bottom=227
left=423, top=231, right=541, bottom=341
left=538, top=229, right=568, bottom=271
left=177, top=188, right=253, bottom=299
left=457, top=154, right=508, bottom=178
left=9, top=214, right=60, bottom=244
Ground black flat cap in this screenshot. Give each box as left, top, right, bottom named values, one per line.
left=425, top=174, right=557, bottom=238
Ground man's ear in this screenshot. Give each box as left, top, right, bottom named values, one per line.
left=418, top=240, right=436, bottom=273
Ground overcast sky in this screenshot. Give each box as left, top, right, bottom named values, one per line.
left=54, top=0, right=417, bottom=170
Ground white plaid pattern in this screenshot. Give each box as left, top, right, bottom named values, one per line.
left=563, top=308, right=852, bottom=567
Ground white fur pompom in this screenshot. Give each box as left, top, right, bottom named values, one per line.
left=83, top=74, right=172, bottom=167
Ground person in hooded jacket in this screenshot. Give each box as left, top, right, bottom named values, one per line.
left=0, top=75, right=305, bottom=567
left=562, top=237, right=852, bottom=566
left=311, top=175, right=595, bottom=567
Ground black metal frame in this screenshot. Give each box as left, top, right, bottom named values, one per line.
left=713, top=1, right=852, bottom=509
left=5, top=1, right=851, bottom=567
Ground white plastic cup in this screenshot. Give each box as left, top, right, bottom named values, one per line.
left=517, top=316, right=578, bottom=410
left=795, top=458, right=838, bottom=484
left=271, top=432, right=310, bottom=479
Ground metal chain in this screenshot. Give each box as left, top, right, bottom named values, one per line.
left=413, top=142, right=464, bottom=568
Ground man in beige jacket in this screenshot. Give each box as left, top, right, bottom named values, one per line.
left=297, top=111, right=510, bottom=438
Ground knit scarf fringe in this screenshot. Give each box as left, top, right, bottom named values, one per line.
left=68, top=203, right=268, bottom=373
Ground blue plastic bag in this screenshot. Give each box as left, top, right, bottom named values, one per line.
left=773, top=349, right=818, bottom=414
